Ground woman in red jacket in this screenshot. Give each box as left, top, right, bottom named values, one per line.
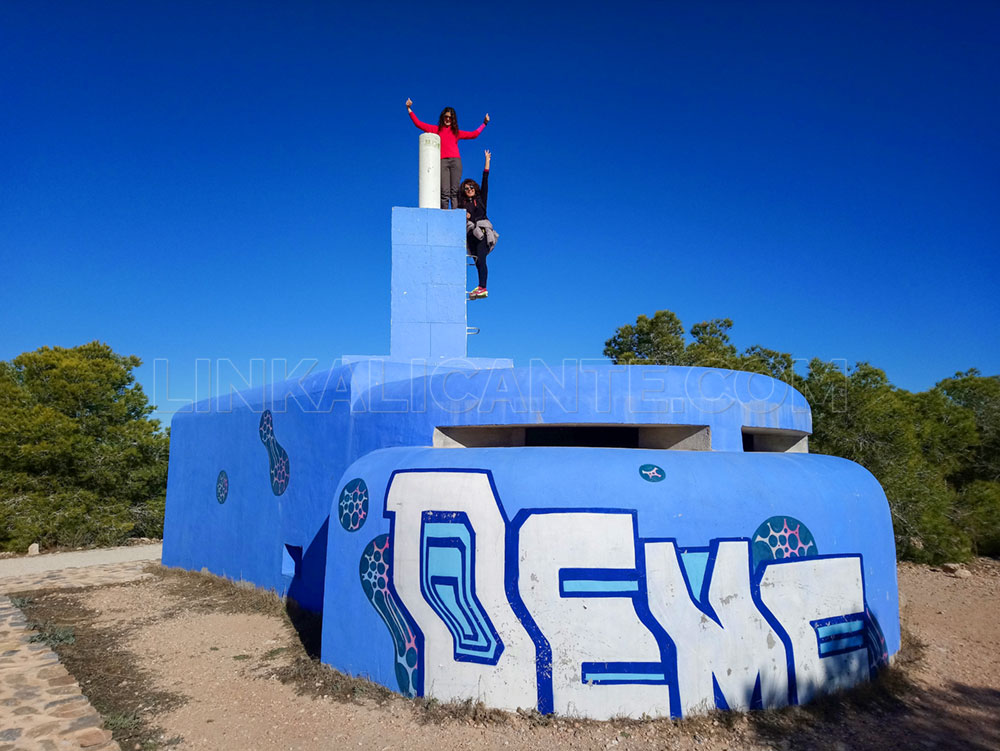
left=406, top=98, right=489, bottom=209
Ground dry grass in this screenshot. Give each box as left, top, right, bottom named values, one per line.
left=143, top=566, right=402, bottom=706
left=12, top=586, right=186, bottom=751
left=413, top=695, right=515, bottom=725
left=11, top=564, right=946, bottom=751
left=147, top=565, right=288, bottom=619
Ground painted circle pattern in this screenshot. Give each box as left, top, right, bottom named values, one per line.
left=751, top=516, right=817, bottom=569
left=216, top=470, right=229, bottom=504
left=338, top=478, right=369, bottom=531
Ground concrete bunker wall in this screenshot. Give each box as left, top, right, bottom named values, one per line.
left=323, top=446, right=899, bottom=719
left=162, top=360, right=814, bottom=613
left=161, top=205, right=898, bottom=718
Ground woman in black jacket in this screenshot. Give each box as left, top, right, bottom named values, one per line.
left=458, top=150, right=498, bottom=300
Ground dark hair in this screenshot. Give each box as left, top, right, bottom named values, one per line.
left=457, top=178, right=480, bottom=209
left=438, top=107, right=459, bottom=137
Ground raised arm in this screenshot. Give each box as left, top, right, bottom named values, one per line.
left=405, top=98, right=435, bottom=133
left=481, top=150, right=490, bottom=205
left=458, top=112, right=489, bottom=140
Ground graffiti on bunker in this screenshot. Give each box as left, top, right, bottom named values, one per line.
left=215, top=470, right=229, bottom=504
left=359, top=533, right=422, bottom=697
left=355, top=468, right=890, bottom=719
left=258, top=409, right=290, bottom=496
left=751, top=516, right=817, bottom=567
left=338, top=478, right=369, bottom=532
left=638, top=464, right=665, bottom=482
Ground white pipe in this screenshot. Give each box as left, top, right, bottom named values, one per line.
left=418, top=133, right=441, bottom=209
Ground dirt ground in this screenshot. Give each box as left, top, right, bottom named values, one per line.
left=12, top=558, right=1000, bottom=751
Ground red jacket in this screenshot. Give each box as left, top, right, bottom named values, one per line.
left=409, top=111, right=485, bottom=159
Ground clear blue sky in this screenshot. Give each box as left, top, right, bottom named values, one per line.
left=2, top=1, right=998, bottom=423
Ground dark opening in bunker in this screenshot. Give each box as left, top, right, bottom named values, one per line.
left=741, top=428, right=809, bottom=453
left=433, top=424, right=712, bottom=450
left=282, top=544, right=303, bottom=578
left=524, top=425, right=638, bottom=447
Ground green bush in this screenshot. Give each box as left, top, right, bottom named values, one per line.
left=956, top=480, right=1000, bottom=556
left=605, top=310, right=1000, bottom=563
left=0, top=342, right=168, bottom=552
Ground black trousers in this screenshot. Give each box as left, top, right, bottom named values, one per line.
left=469, top=236, right=488, bottom=288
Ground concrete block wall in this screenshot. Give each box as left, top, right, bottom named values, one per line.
left=390, top=207, right=468, bottom=360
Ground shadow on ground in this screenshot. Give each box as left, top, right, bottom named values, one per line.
left=743, top=673, right=1000, bottom=751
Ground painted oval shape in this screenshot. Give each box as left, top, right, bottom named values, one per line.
left=751, top=515, right=818, bottom=570
left=638, top=464, right=665, bottom=482
left=338, top=477, right=370, bottom=532
left=216, top=470, right=229, bottom=504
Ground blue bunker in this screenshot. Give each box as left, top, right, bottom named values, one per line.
left=163, top=207, right=900, bottom=719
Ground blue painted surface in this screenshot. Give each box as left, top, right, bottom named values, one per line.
left=358, top=364, right=810, bottom=450
left=162, top=206, right=898, bottom=715
left=582, top=664, right=669, bottom=684
left=390, top=207, right=467, bottom=360
left=317, top=447, right=899, bottom=711
left=164, top=356, right=811, bottom=612
left=562, top=580, right=640, bottom=594
left=816, top=619, right=865, bottom=639
left=678, top=551, right=710, bottom=601
left=420, top=514, right=504, bottom=664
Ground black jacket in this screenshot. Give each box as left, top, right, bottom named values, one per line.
left=463, top=169, right=489, bottom=223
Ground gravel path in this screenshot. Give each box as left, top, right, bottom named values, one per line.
left=0, top=544, right=162, bottom=578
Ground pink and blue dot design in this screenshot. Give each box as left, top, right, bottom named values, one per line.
left=216, top=470, right=229, bottom=504
left=359, top=534, right=421, bottom=697
left=751, top=516, right=817, bottom=569
left=751, top=516, right=888, bottom=676
left=338, top=478, right=369, bottom=532
left=258, top=410, right=290, bottom=496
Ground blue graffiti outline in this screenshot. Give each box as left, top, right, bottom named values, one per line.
left=428, top=573, right=473, bottom=636
left=419, top=510, right=505, bottom=665
left=752, top=552, right=873, bottom=706
left=750, top=674, right=764, bottom=710
left=581, top=662, right=669, bottom=685
left=863, top=606, right=890, bottom=678
left=384, top=468, right=536, bottom=703
left=712, top=674, right=730, bottom=710
left=810, top=613, right=866, bottom=658
left=675, top=549, right=710, bottom=605
left=559, top=568, right=640, bottom=597
left=512, top=508, right=681, bottom=718
left=643, top=536, right=795, bottom=711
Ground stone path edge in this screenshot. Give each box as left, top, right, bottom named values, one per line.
left=0, top=594, right=123, bottom=751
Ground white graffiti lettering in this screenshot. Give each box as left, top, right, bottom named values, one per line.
left=383, top=471, right=875, bottom=718
left=385, top=471, right=536, bottom=710
left=758, top=556, right=867, bottom=704
left=518, top=512, right=670, bottom=720
left=645, top=540, right=788, bottom=714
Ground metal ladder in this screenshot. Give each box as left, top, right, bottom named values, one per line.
left=466, top=256, right=480, bottom=335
